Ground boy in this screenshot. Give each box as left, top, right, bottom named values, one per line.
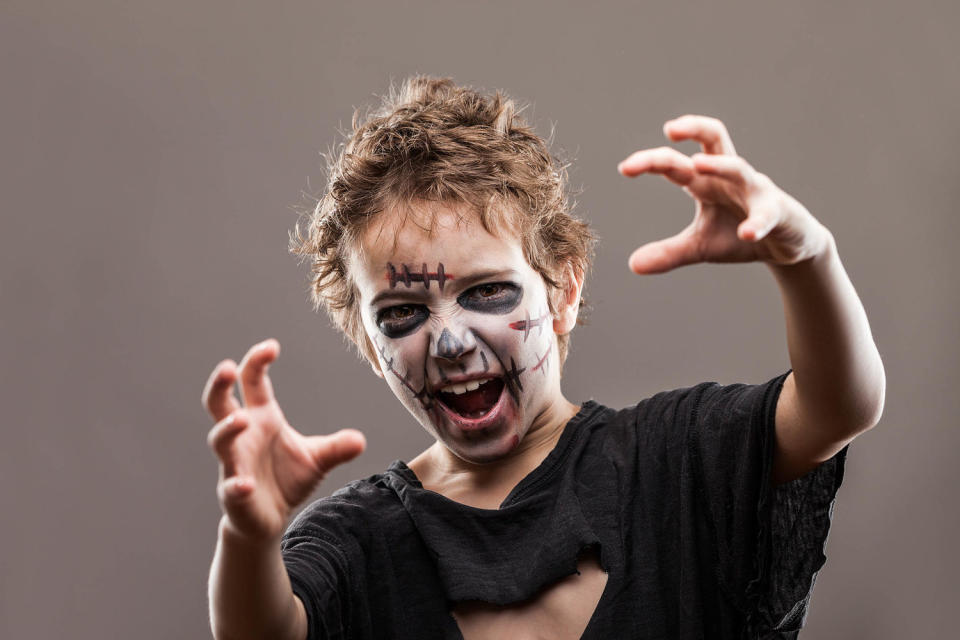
left=202, top=77, right=885, bottom=639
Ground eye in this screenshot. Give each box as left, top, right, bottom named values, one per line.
left=385, top=306, right=415, bottom=320
left=475, top=284, right=504, bottom=298
left=458, top=282, right=523, bottom=314
left=376, top=304, right=429, bottom=339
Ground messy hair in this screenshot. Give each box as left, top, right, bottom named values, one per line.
left=290, top=75, right=596, bottom=369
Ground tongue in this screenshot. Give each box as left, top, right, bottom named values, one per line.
left=444, top=379, right=503, bottom=416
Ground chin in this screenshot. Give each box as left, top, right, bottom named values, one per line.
left=447, top=430, right=523, bottom=465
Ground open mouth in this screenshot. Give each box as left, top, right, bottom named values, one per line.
left=436, top=377, right=505, bottom=420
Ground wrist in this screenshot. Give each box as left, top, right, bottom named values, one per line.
left=219, top=514, right=285, bottom=550
left=766, top=224, right=837, bottom=278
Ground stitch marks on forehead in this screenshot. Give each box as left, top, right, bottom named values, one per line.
left=386, top=262, right=455, bottom=291
left=508, top=308, right=550, bottom=342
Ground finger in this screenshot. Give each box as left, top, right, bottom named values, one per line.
left=628, top=228, right=702, bottom=275
left=305, top=429, right=367, bottom=473
left=218, top=475, right=256, bottom=505
left=737, top=198, right=780, bottom=242
left=664, top=115, right=737, bottom=156
left=691, top=153, right=755, bottom=188
left=207, top=410, right=249, bottom=476
left=238, top=339, right=280, bottom=408
left=202, top=359, right=241, bottom=422
left=618, top=147, right=696, bottom=186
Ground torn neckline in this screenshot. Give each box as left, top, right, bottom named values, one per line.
left=388, top=399, right=603, bottom=511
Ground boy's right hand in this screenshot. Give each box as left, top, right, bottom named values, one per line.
left=202, top=339, right=366, bottom=544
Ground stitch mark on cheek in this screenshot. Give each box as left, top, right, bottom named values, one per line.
left=503, top=356, right=526, bottom=403
left=386, top=262, right=454, bottom=291
left=375, top=339, right=435, bottom=410
left=374, top=339, right=394, bottom=372
left=480, top=351, right=489, bottom=373
left=532, top=342, right=552, bottom=376
left=508, top=307, right=550, bottom=342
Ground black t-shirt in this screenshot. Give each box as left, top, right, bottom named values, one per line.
left=281, top=372, right=847, bottom=639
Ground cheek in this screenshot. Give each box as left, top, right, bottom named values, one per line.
left=471, top=306, right=553, bottom=367
left=370, top=328, right=430, bottom=386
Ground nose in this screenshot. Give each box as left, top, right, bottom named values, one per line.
left=430, top=325, right=476, bottom=361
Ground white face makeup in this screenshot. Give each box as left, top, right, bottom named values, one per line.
left=352, top=202, right=568, bottom=464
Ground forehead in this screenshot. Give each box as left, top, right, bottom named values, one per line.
left=351, top=201, right=527, bottom=286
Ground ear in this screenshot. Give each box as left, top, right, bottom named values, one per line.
left=553, top=263, right=584, bottom=336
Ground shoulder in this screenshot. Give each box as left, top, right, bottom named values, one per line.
left=579, top=375, right=788, bottom=457
left=284, top=471, right=405, bottom=545
left=625, top=374, right=788, bottom=428
left=583, top=380, right=719, bottom=438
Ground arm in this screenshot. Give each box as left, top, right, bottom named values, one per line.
left=208, top=517, right=307, bottom=640
left=618, top=115, right=886, bottom=485
left=201, top=339, right=366, bottom=639
left=767, top=236, right=885, bottom=483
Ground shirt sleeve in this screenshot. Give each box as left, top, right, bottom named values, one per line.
left=688, top=371, right=848, bottom=638
left=280, top=506, right=355, bottom=640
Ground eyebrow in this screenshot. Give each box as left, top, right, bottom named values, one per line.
left=369, top=269, right=520, bottom=308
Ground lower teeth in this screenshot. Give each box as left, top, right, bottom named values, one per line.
left=462, top=409, right=489, bottom=419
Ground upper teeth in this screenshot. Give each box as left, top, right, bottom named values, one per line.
left=441, top=379, right=483, bottom=395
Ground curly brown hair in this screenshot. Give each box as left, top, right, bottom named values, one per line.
left=290, top=76, right=596, bottom=370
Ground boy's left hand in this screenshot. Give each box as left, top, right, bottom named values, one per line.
left=618, top=115, right=832, bottom=274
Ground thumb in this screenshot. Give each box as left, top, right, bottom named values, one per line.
left=628, top=230, right=702, bottom=275
left=305, top=429, right=367, bottom=473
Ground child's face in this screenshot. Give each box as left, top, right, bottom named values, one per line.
left=351, top=202, right=568, bottom=464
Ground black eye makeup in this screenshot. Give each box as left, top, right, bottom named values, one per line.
left=457, top=282, right=523, bottom=314
left=376, top=304, right=429, bottom=338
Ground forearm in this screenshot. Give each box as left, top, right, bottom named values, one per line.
left=208, top=516, right=306, bottom=640
left=768, top=231, right=886, bottom=436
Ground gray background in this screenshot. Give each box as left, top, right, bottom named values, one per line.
left=2, top=1, right=956, bottom=638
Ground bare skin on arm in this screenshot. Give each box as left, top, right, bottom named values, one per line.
left=202, top=339, right=366, bottom=640
left=618, top=115, right=885, bottom=485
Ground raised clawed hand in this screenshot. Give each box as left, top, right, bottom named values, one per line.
left=618, top=115, right=833, bottom=274
left=202, top=339, right=366, bottom=542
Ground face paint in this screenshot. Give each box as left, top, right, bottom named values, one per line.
left=376, top=304, right=429, bottom=338
left=501, top=356, right=526, bottom=402
left=508, top=307, right=551, bottom=341
left=386, top=262, right=454, bottom=290
left=457, top=282, right=523, bottom=314
left=436, top=327, right=465, bottom=359
left=532, top=342, right=552, bottom=376
left=352, top=202, right=574, bottom=465
left=375, top=338, right=435, bottom=410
